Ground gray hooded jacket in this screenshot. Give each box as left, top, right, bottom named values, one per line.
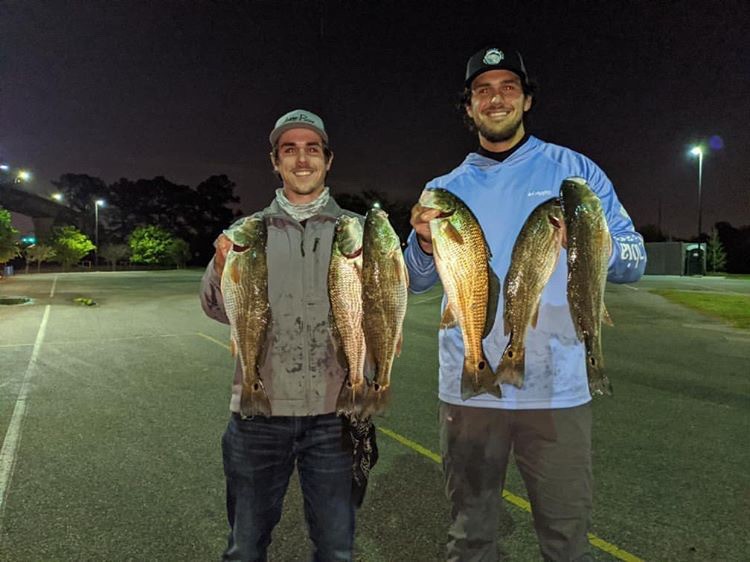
left=200, top=196, right=362, bottom=416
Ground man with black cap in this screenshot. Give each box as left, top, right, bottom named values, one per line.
left=404, top=47, right=646, bottom=561
left=200, top=109, right=372, bottom=561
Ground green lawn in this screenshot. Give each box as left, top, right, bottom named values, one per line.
left=650, top=289, right=750, bottom=329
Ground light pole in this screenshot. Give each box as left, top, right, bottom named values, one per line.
left=94, top=199, right=105, bottom=267
left=690, top=146, right=704, bottom=240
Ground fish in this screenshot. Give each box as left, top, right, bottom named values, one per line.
left=419, top=188, right=501, bottom=400
left=560, top=177, right=614, bottom=396
left=328, top=215, right=368, bottom=415
left=220, top=216, right=273, bottom=417
left=360, top=207, right=409, bottom=417
left=498, top=198, right=565, bottom=388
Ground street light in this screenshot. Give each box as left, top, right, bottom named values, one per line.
left=689, top=146, right=704, bottom=240
left=16, top=170, right=31, bottom=183
left=51, top=193, right=63, bottom=202
left=94, top=199, right=105, bottom=267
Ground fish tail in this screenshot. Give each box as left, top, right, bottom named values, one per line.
left=240, top=379, right=272, bottom=417
left=335, top=376, right=369, bottom=416
left=461, top=356, right=501, bottom=400
left=361, top=381, right=391, bottom=418
left=496, top=344, right=525, bottom=388
left=585, top=350, right=612, bottom=396
left=584, top=336, right=612, bottom=396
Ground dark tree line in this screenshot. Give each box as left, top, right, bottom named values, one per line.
left=333, top=189, right=413, bottom=244
left=52, top=173, right=241, bottom=265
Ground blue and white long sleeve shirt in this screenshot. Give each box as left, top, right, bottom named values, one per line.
left=404, top=136, right=646, bottom=410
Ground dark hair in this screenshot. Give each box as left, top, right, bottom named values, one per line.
left=457, top=78, right=539, bottom=132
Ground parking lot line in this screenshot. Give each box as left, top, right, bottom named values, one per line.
left=197, top=330, right=644, bottom=561
left=0, top=305, right=50, bottom=524
left=377, top=426, right=645, bottom=562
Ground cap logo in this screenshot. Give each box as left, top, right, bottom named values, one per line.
left=483, top=48, right=504, bottom=65
left=284, top=113, right=316, bottom=125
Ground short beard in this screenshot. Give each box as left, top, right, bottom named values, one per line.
left=476, top=119, right=522, bottom=144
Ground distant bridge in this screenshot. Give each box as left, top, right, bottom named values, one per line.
left=0, top=181, right=82, bottom=240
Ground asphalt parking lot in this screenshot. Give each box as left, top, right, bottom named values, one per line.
left=1, top=271, right=748, bottom=561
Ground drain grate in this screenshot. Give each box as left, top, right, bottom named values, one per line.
left=0, top=296, right=33, bottom=306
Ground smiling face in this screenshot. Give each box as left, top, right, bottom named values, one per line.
left=465, top=69, right=532, bottom=151
left=270, top=128, right=333, bottom=204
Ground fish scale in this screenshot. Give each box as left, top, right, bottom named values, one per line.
left=361, top=208, right=409, bottom=417
left=420, top=188, right=500, bottom=400
left=561, top=177, right=613, bottom=396
left=328, top=216, right=367, bottom=416
left=498, top=198, right=564, bottom=388
left=221, top=216, right=272, bottom=417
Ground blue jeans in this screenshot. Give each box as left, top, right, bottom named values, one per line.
left=221, top=412, right=355, bottom=562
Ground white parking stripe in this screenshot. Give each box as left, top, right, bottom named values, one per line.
left=0, top=305, right=51, bottom=524
left=49, top=275, right=58, bottom=298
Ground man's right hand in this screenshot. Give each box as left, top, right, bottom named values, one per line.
left=409, top=203, right=440, bottom=255
left=213, top=234, right=232, bottom=275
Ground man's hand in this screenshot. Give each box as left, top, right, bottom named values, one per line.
left=410, top=203, right=440, bottom=255
left=213, top=234, right=232, bottom=275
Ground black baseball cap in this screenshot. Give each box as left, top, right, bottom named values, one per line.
left=465, top=46, right=529, bottom=88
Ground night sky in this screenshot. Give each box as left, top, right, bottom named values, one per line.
left=2, top=0, right=748, bottom=239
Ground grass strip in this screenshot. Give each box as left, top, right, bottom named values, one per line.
left=651, top=289, right=750, bottom=329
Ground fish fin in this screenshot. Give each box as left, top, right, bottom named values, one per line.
left=441, top=220, right=464, bottom=245
left=585, top=344, right=612, bottom=397
left=240, top=379, right=272, bottom=417
left=230, top=261, right=240, bottom=284
left=571, top=313, right=585, bottom=342
left=336, top=376, right=369, bottom=417
left=361, top=381, right=391, bottom=418
left=483, top=267, right=501, bottom=338
left=440, top=303, right=458, bottom=329
left=395, top=331, right=403, bottom=358
left=496, top=344, right=525, bottom=388
left=461, top=356, right=501, bottom=400
left=364, top=348, right=376, bottom=380
left=603, top=304, right=614, bottom=326
left=230, top=337, right=237, bottom=357
left=530, top=301, right=540, bottom=329
left=395, top=255, right=409, bottom=286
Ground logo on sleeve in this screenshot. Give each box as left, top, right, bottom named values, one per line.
left=527, top=189, right=553, bottom=197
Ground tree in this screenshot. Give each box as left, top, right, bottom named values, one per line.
left=51, top=174, right=110, bottom=236
left=334, top=189, right=413, bottom=243
left=129, top=225, right=174, bottom=265
left=51, top=226, right=96, bottom=270
left=108, top=175, right=240, bottom=265
left=167, top=238, right=191, bottom=268
left=0, top=207, right=20, bottom=267
left=706, top=228, right=728, bottom=273
left=25, top=245, right=56, bottom=273
left=715, top=222, right=750, bottom=273
left=99, top=244, right=130, bottom=271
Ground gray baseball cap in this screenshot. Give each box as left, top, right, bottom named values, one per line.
left=269, top=109, right=328, bottom=146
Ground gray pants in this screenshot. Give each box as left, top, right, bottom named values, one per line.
left=439, top=401, right=593, bottom=562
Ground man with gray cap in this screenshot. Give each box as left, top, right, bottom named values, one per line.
left=405, top=47, right=646, bottom=561
left=200, top=109, right=370, bottom=561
